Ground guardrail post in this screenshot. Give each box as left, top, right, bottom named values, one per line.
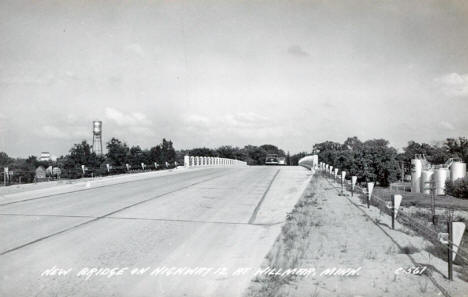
left=367, top=182, right=374, bottom=209
left=391, top=194, right=395, bottom=230
left=351, top=176, right=357, bottom=197
left=448, top=219, right=453, bottom=281
left=341, top=171, right=346, bottom=195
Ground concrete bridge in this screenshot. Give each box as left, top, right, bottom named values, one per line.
left=0, top=165, right=310, bottom=297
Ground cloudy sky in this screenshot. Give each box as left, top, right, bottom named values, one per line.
left=1, top=0, right=467, bottom=157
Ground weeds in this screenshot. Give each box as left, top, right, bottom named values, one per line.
left=399, top=245, right=419, bottom=255
left=365, top=250, right=377, bottom=260
left=418, top=278, right=428, bottom=293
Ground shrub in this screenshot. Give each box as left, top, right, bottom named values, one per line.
left=445, top=177, right=468, bottom=199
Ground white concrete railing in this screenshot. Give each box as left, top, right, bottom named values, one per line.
left=183, top=155, right=247, bottom=167
left=298, top=155, right=319, bottom=170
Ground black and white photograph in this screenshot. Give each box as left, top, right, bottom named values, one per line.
left=1, top=1, right=468, bottom=296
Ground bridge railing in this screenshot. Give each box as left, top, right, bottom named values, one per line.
left=298, top=155, right=319, bottom=170
left=183, top=156, right=247, bottom=167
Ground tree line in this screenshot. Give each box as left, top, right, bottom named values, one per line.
left=179, top=144, right=286, bottom=166
left=0, top=140, right=289, bottom=181
left=312, top=136, right=468, bottom=188
left=1, top=136, right=466, bottom=191
left=0, top=138, right=177, bottom=180
left=56, top=138, right=177, bottom=178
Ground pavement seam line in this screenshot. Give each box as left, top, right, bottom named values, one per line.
left=0, top=171, right=234, bottom=256
left=248, top=169, right=281, bottom=224
left=0, top=213, right=283, bottom=226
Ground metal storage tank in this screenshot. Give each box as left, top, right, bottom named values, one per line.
left=420, top=169, right=434, bottom=195
left=434, top=168, right=450, bottom=195
left=450, top=162, right=467, bottom=182
left=411, top=159, right=423, bottom=193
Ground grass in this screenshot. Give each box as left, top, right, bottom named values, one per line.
left=398, top=245, right=420, bottom=255
left=246, top=178, right=322, bottom=297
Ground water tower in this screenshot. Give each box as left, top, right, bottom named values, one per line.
left=92, top=121, right=103, bottom=156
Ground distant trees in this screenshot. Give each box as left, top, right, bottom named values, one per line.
left=150, top=139, right=176, bottom=165
left=52, top=137, right=178, bottom=178
left=56, top=140, right=103, bottom=178
left=398, top=137, right=468, bottom=171
left=289, top=152, right=308, bottom=166
left=313, top=136, right=468, bottom=188
left=106, top=138, right=129, bottom=166
left=0, top=152, right=13, bottom=167
left=398, top=141, right=450, bottom=165
left=184, top=144, right=285, bottom=165
left=0, top=152, right=49, bottom=183
left=314, top=137, right=400, bottom=186
left=445, top=137, right=468, bottom=164
left=446, top=177, right=468, bottom=199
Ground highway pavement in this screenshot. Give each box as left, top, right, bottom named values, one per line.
left=0, top=166, right=311, bottom=297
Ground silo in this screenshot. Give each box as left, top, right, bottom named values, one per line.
left=411, top=159, right=422, bottom=193
left=450, top=162, right=467, bottom=182
left=420, top=169, right=434, bottom=195
left=434, top=168, right=450, bottom=195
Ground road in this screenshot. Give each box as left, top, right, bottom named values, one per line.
left=0, top=166, right=311, bottom=297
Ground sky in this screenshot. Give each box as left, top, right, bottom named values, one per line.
left=1, top=0, right=467, bottom=158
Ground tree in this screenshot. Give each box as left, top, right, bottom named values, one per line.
left=290, top=152, right=307, bottom=166
left=259, top=144, right=285, bottom=157
left=149, top=139, right=177, bottom=166
left=445, top=137, right=468, bottom=164
left=161, top=139, right=176, bottom=164
left=313, top=137, right=400, bottom=186
left=359, top=139, right=400, bottom=186
left=398, top=141, right=450, bottom=165
left=128, top=146, right=148, bottom=167
left=106, top=138, right=130, bottom=166
left=244, top=145, right=267, bottom=165
left=69, top=140, right=101, bottom=167
left=189, top=147, right=216, bottom=157
left=0, top=152, right=13, bottom=167
left=343, top=136, right=363, bottom=151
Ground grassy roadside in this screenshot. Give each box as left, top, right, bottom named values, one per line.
left=245, top=174, right=468, bottom=297
left=245, top=178, right=320, bottom=297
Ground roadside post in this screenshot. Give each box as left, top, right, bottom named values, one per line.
left=3, top=167, right=8, bottom=186
left=341, top=171, right=346, bottom=195
left=351, top=176, right=357, bottom=197
left=439, top=221, right=466, bottom=281
left=391, top=194, right=402, bottom=230
left=367, top=182, right=374, bottom=208
left=448, top=219, right=453, bottom=281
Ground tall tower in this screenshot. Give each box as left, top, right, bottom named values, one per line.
left=92, top=121, right=103, bottom=156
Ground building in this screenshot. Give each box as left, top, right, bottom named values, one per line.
left=38, top=152, right=51, bottom=162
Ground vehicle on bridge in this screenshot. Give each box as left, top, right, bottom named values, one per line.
left=265, top=154, right=286, bottom=165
